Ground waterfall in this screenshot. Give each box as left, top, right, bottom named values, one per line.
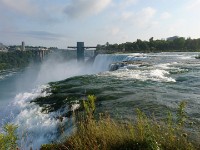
left=92, top=53, right=146, bottom=72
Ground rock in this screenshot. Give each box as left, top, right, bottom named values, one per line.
left=109, top=61, right=151, bottom=71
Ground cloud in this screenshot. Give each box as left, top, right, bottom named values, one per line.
left=121, top=11, right=134, bottom=20
left=0, top=0, right=38, bottom=16
left=117, top=0, right=138, bottom=9
left=111, top=27, right=120, bottom=35
left=19, top=31, right=65, bottom=40
left=64, top=0, right=112, bottom=19
left=168, top=19, right=186, bottom=33
left=133, top=7, right=157, bottom=28
left=160, top=12, right=171, bottom=20
left=0, top=30, right=65, bottom=41
left=0, top=0, right=66, bottom=24
left=119, top=7, right=157, bottom=28
left=186, top=0, right=200, bottom=11
left=124, top=0, right=138, bottom=5
left=139, top=7, right=156, bottom=20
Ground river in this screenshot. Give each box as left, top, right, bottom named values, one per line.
left=0, top=52, right=200, bottom=149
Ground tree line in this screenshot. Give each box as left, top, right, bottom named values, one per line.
left=0, top=51, right=35, bottom=70
left=97, top=37, right=200, bottom=53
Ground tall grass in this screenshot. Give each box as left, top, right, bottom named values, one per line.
left=41, top=97, right=199, bottom=150
left=0, top=124, right=18, bottom=150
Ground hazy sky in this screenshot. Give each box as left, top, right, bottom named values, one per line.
left=0, top=0, right=200, bottom=48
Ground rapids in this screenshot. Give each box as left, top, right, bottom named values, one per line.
left=0, top=52, right=200, bottom=149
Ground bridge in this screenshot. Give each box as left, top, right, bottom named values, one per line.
left=68, top=42, right=97, bottom=62
left=29, top=49, right=50, bottom=62
left=19, top=41, right=51, bottom=62
left=21, top=41, right=98, bottom=62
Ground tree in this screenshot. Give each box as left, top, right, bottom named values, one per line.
left=173, top=37, right=185, bottom=50
left=149, top=37, right=154, bottom=42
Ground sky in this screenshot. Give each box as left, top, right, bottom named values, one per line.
left=0, top=0, right=200, bottom=48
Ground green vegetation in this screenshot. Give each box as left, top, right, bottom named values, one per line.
left=97, top=37, right=200, bottom=53
left=0, top=51, right=35, bottom=70
left=0, top=124, right=18, bottom=150
left=41, top=97, right=199, bottom=150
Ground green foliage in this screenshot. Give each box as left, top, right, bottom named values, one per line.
left=0, top=51, right=35, bottom=70
left=97, top=37, right=200, bottom=53
left=0, top=63, right=7, bottom=70
left=177, top=101, right=187, bottom=127
left=40, top=144, right=60, bottom=150
left=0, top=124, right=18, bottom=150
left=82, top=95, right=96, bottom=115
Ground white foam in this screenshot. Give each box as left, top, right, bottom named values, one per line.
left=103, top=67, right=176, bottom=82
left=149, top=69, right=175, bottom=82
left=13, top=85, right=50, bottom=108
left=93, top=53, right=148, bottom=73
left=97, top=53, right=181, bottom=82
left=155, top=63, right=171, bottom=69
left=0, top=71, right=16, bottom=80
left=123, top=54, right=147, bottom=61
left=0, top=75, right=4, bottom=80
left=9, top=85, right=73, bottom=149
left=179, top=55, right=193, bottom=60
left=71, top=104, right=80, bottom=112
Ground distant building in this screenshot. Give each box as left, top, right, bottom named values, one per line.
left=6, top=41, right=49, bottom=52
left=8, top=46, right=21, bottom=51
left=167, top=36, right=179, bottom=41
left=0, top=43, right=8, bottom=52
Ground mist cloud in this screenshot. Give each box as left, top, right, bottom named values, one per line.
left=64, top=0, right=112, bottom=19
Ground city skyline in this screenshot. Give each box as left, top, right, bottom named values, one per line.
left=0, top=0, right=200, bottom=48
